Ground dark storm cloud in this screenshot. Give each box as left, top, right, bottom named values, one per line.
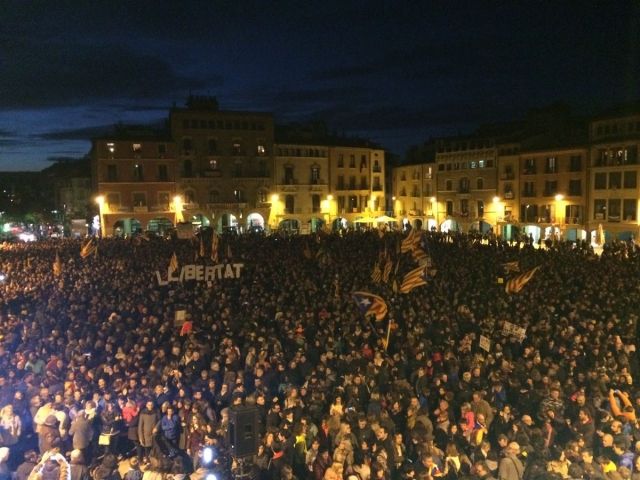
left=0, top=40, right=211, bottom=109
left=36, top=125, right=119, bottom=141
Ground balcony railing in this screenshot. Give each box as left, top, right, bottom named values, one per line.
left=504, top=191, right=514, bottom=199
left=206, top=202, right=248, bottom=210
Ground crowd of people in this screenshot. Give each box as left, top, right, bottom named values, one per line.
left=0, top=229, right=637, bottom=480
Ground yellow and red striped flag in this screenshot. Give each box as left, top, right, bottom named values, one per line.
left=169, top=252, right=179, bottom=272
left=505, top=266, right=540, bottom=294
left=399, top=265, right=428, bottom=294
left=382, top=256, right=394, bottom=283
left=53, top=252, right=62, bottom=276
left=352, top=291, right=388, bottom=321
left=371, top=262, right=382, bottom=283
left=211, top=233, right=219, bottom=262
left=400, top=229, right=421, bottom=254
left=80, top=238, right=97, bottom=259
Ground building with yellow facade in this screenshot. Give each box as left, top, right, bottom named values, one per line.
left=588, top=109, right=640, bottom=241
left=434, top=136, right=499, bottom=233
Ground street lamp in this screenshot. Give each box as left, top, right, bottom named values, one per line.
left=173, top=195, right=184, bottom=223
left=95, top=195, right=105, bottom=237
left=554, top=194, right=564, bottom=233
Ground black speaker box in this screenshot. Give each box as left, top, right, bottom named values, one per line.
left=228, top=406, right=259, bottom=458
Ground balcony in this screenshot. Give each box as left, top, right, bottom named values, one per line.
left=458, top=187, right=470, bottom=194
left=183, top=202, right=199, bottom=210
left=133, top=206, right=148, bottom=213
left=522, top=191, right=536, bottom=198
left=203, top=169, right=223, bottom=177
left=373, top=165, right=382, bottom=173
left=373, top=184, right=383, bottom=192
left=500, top=173, right=515, bottom=180
left=504, top=191, right=514, bottom=199
left=150, top=204, right=170, bottom=212
left=564, top=217, right=583, bottom=225
left=544, top=168, right=557, bottom=174
left=207, top=202, right=248, bottom=210
left=282, top=178, right=297, bottom=185
left=523, top=168, right=537, bottom=175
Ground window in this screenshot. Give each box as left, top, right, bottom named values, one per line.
left=182, top=138, right=193, bottom=153
left=184, top=189, right=196, bottom=204
left=593, top=199, right=607, bottom=219
left=208, top=190, right=220, bottom=203
left=158, top=192, right=170, bottom=207
left=133, top=164, right=144, bottom=182
left=438, top=164, right=444, bottom=171
left=337, top=175, right=344, bottom=190
left=132, top=192, right=147, bottom=207
left=373, top=160, right=381, bottom=172
left=460, top=199, right=469, bottom=215
left=284, top=166, right=294, bottom=184
left=446, top=200, right=453, bottom=216
left=311, top=194, right=321, bottom=213
left=348, top=195, right=358, bottom=211
left=257, top=145, right=266, bottom=155
left=338, top=196, right=345, bottom=212
left=360, top=155, right=367, bottom=171
left=478, top=160, right=485, bottom=168
left=544, top=180, right=557, bottom=196
left=183, top=159, right=193, bottom=177
left=232, top=142, right=242, bottom=155
left=132, top=143, right=142, bottom=154
left=476, top=178, right=484, bottom=190
left=158, top=165, right=168, bottom=182
left=107, top=165, right=117, bottom=182
left=208, top=139, right=217, bottom=155
left=349, top=176, right=356, bottom=189
left=311, top=166, right=320, bottom=184
left=545, top=157, right=556, bottom=174
left=458, top=178, right=469, bottom=193
left=608, top=199, right=621, bottom=221
left=623, top=199, right=637, bottom=221
left=258, top=159, right=268, bottom=177
left=209, top=159, right=218, bottom=170
left=338, top=154, right=344, bottom=168
left=524, top=158, right=536, bottom=174
left=609, top=172, right=621, bottom=189
left=234, top=189, right=244, bottom=202
left=360, top=176, right=367, bottom=189
left=624, top=171, right=637, bottom=189
left=106, top=193, right=120, bottom=208
left=257, top=190, right=267, bottom=204
left=349, top=155, right=356, bottom=168
left=570, top=155, right=582, bottom=172
left=445, top=180, right=453, bottom=191
left=594, top=173, right=606, bottom=189
left=158, top=144, right=166, bottom=156
left=568, top=179, right=581, bottom=196
left=477, top=200, right=484, bottom=217
left=234, top=161, right=242, bottom=177
left=285, top=195, right=295, bottom=214
left=107, top=142, right=115, bottom=154
left=523, top=181, right=535, bottom=197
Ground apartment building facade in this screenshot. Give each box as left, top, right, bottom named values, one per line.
left=92, top=132, right=179, bottom=236
left=434, top=137, right=499, bottom=232
left=588, top=111, right=640, bottom=241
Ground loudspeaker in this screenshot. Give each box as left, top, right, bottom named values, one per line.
left=228, top=406, right=259, bottom=458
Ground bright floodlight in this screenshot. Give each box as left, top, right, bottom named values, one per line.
left=205, top=474, right=217, bottom=480
left=555, top=194, right=564, bottom=202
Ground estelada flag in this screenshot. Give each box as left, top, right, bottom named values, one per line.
left=53, top=252, right=62, bottom=276
left=505, top=266, right=540, bottom=294
left=352, top=291, right=388, bottom=321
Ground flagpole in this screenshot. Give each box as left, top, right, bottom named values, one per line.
left=384, top=317, right=393, bottom=351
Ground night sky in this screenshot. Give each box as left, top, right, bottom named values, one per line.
left=1, top=1, right=639, bottom=171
